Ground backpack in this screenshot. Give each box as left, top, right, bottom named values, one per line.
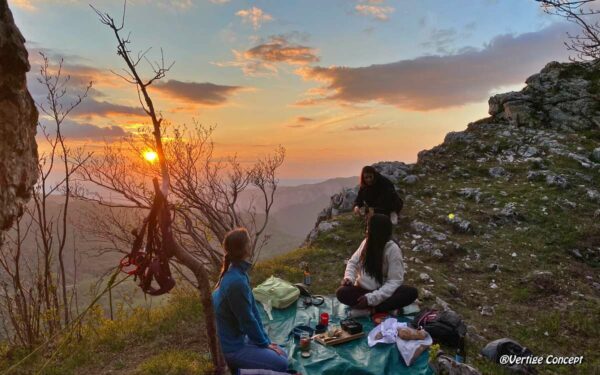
left=481, top=338, right=536, bottom=374
left=252, top=276, right=300, bottom=320
left=410, top=308, right=467, bottom=347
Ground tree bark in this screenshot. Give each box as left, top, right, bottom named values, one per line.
left=172, top=243, right=228, bottom=374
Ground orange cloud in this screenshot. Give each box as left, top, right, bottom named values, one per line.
left=217, top=35, right=319, bottom=76
left=348, top=124, right=381, bottom=131
left=286, top=116, right=315, bottom=128
left=236, top=6, right=273, bottom=30
left=355, top=1, right=394, bottom=21
left=246, top=37, right=319, bottom=65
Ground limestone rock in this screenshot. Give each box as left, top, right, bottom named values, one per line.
left=489, top=167, right=507, bottom=178
left=403, top=174, right=418, bottom=185
left=0, top=1, right=39, bottom=233
left=545, top=174, right=569, bottom=189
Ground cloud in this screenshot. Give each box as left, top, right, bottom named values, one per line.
left=246, top=37, right=319, bottom=65
left=297, top=23, right=573, bottom=111
left=236, top=6, right=273, bottom=29
left=420, top=28, right=459, bottom=54
left=163, top=0, right=193, bottom=9
left=27, top=48, right=125, bottom=99
left=38, top=119, right=129, bottom=141
left=348, top=125, right=381, bottom=131
left=9, top=0, right=78, bottom=11
left=128, top=0, right=194, bottom=10
left=296, top=116, right=314, bottom=123
left=68, top=99, right=146, bottom=118
left=210, top=0, right=230, bottom=3
left=10, top=0, right=36, bottom=11
left=287, top=116, right=315, bottom=128
left=216, top=35, right=319, bottom=76
left=25, top=48, right=149, bottom=121
left=152, top=80, right=243, bottom=106
left=355, top=0, right=394, bottom=21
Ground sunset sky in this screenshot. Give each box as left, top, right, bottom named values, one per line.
left=11, top=0, right=572, bottom=182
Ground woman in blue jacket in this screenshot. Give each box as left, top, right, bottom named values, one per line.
left=212, top=228, right=289, bottom=372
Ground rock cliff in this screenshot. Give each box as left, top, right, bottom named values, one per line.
left=0, top=0, right=38, bottom=235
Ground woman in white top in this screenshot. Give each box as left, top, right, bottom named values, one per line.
left=337, top=214, right=417, bottom=314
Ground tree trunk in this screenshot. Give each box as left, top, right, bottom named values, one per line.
left=172, top=243, right=227, bottom=374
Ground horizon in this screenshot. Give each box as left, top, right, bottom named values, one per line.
left=11, top=0, right=572, bottom=179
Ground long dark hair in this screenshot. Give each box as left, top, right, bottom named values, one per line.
left=359, top=214, right=392, bottom=285
left=215, top=228, right=250, bottom=289
left=359, top=165, right=379, bottom=188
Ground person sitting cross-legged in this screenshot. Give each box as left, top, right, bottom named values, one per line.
left=212, top=228, right=289, bottom=373
left=336, top=214, right=418, bottom=317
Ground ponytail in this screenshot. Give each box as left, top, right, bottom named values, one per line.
left=215, top=253, right=230, bottom=289
left=214, top=228, right=250, bottom=289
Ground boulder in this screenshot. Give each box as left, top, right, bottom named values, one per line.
left=592, top=147, right=600, bottom=163
left=489, top=167, right=507, bottom=178
left=545, top=174, right=569, bottom=189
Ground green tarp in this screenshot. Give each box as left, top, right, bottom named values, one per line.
left=258, top=296, right=434, bottom=375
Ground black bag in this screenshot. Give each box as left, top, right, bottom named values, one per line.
left=410, top=309, right=467, bottom=347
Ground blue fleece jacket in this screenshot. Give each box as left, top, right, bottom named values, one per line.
left=212, top=260, right=271, bottom=353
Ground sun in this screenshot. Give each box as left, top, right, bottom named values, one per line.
left=143, top=150, right=158, bottom=163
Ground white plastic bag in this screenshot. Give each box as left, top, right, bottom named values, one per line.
left=367, top=317, right=432, bottom=366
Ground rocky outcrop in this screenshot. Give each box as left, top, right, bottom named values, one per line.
left=488, top=61, right=599, bottom=130
left=306, top=60, right=600, bottom=251
left=0, top=1, right=38, bottom=233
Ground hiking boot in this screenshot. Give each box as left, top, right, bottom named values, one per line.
left=390, top=212, right=398, bottom=225
left=348, top=308, right=371, bottom=318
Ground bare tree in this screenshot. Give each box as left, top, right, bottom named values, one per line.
left=536, top=0, right=600, bottom=61
left=0, top=53, right=92, bottom=348
left=83, top=3, right=284, bottom=373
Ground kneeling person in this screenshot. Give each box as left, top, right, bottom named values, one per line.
left=337, top=214, right=417, bottom=316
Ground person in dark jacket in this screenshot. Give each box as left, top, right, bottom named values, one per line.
left=212, top=228, right=288, bottom=372
left=353, top=166, right=402, bottom=224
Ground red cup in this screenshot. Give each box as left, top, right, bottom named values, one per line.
left=320, top=312, right=329, bottom=326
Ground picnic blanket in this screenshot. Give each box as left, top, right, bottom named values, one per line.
left=257, top=296, right=433, bottom=375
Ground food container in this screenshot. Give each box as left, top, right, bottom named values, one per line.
left=340, top=318, right=363, bottom=335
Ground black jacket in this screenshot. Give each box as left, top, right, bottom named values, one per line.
left=354, top=173, right=402, bottom=215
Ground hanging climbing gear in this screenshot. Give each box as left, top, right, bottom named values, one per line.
left=119, top=178, right=176, bottom=296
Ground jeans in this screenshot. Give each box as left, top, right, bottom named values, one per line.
left=336, top=284, right=418, bottom=312
left=224, top=340, right=288, bottom=373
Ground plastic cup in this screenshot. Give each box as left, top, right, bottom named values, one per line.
left=299, top=332, right=311, bottom=352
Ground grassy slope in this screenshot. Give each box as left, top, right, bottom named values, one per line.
left=254, top=119, right=599, bottom=374
left=0, top=288, right=213, bottom=375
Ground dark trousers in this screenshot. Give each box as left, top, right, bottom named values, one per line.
left=336, top=284, right=418, bottom=312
